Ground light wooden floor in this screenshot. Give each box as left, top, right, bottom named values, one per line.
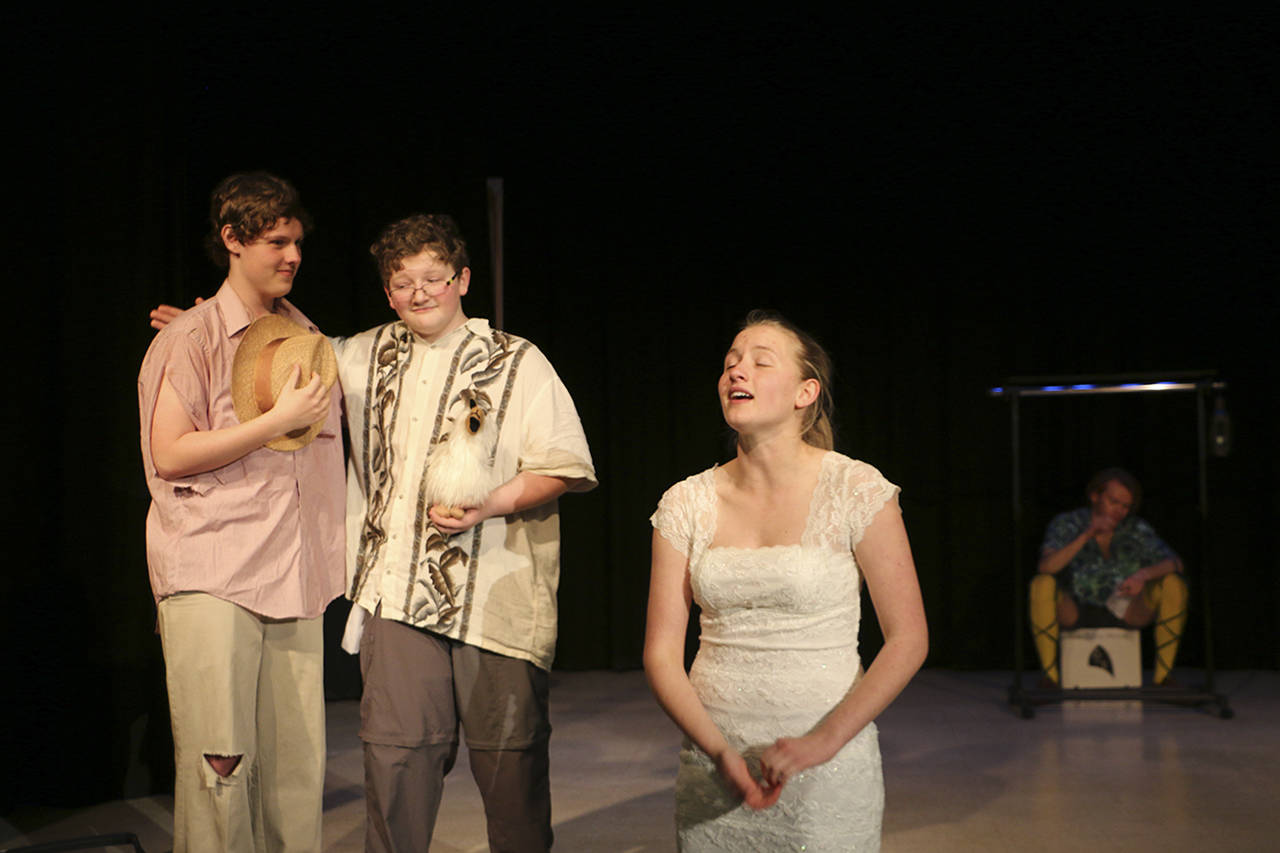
left=3, top=669, right=1276, bottom=852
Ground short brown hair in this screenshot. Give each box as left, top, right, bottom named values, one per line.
left=1086, top=467, right=1143, bottom=512
left=370, top=214, right=470, bottom=285
left=204, top=172, right=312, bottom=269
left=739, top=309, right=836, bottom=451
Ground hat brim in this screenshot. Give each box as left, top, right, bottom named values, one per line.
left=231, top=315, right=338, bottom=452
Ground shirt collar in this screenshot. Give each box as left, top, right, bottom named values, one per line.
left=412, top=316, right=491, bottom=350
left=215, top=281, right=310, bottom=338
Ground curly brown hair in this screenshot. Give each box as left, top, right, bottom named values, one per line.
left=204, top=172, right=312, bottom=269
left=369, top=214, right=470, bottom=285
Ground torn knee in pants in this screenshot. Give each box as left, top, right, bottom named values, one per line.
left=202, top=753, right=244, bottom=781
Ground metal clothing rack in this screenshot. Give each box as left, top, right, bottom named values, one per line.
left=990, top=371, right=1233, bottom=719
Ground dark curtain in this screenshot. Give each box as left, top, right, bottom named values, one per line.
left=3, top=8, right=1275, bottom=812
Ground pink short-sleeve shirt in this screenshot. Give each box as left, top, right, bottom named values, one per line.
left=137, top=283, right=345, bottom=619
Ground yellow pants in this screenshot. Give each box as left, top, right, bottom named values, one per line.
left=1029, top=573, right=1187, bottom=685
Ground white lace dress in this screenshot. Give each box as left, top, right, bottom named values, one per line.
left=651, top=452, right=898, bottom=853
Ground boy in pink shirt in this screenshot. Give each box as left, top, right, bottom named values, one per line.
left=138, top=172, right=345, bottom=851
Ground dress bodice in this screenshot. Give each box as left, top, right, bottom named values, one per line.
left=695, top=544, right=861, bottom=655
left=652, top=452, right=900, bottom=739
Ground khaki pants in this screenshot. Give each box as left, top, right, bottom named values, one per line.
left=360, top=609, right=552, bottom=853
left=158, top=593, right=326, bottom=853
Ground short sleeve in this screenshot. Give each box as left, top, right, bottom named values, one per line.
left=139, top=323, right=212, bottom=433
left=516, top=348, right=597, bottom=490
left=651, top=479, right=694, bottom=558
left=1130, top=518, right=1179, bottom=568
left=1041, top=510, right=1085, bottom=555
left=843, top=459, right=901, bottom=549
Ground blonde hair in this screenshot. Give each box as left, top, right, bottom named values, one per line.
left=740, top=309, right=835, bottom=450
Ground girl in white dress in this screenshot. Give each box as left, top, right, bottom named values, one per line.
left=644, top=311, right=928, bottom=852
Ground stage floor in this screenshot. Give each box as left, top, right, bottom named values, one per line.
left=3, top=669, right=1276, bottom=852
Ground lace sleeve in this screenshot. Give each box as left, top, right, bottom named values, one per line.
left=651, top=468, right=718, bottom=562
left=809, top=455, right=900, bottom=551
left=845, top=459, right=900, bottom=549
left=651, top=479, right=695, bottom=558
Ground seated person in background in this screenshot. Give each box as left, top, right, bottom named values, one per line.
left=1030, top=467, right=1187, bottom=686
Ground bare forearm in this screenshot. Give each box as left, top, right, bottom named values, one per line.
left=429, top=473, right=570, bottom=535
left=643, top=653, right=730, bottom=759
left=646, top=646, right=781, bottom=809
left=1137, top=556, right=1182, bottom=581
left=810, top=628, right=928, bottom=752
left=486, top=472, right=570, bottom=516
left=150, top=368, right=329, bottom=481
left=1039, top=530, right=1094, bottom=575
left=153, top=413, right=286, bottom=479
left=814, top=497, right=927, bottom=751
left=644, top=532, right=745, bottom=782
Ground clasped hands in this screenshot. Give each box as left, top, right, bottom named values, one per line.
left=714, top=731, right=839, bottom=810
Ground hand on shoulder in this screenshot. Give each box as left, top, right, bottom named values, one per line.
left=148, top=297, right=205, bottom=331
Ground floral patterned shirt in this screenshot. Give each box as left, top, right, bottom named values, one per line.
left=1041, top=508, right=1179, bottom=606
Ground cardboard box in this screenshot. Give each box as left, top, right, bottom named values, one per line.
left=1061, top=627, right=1141, bottom=689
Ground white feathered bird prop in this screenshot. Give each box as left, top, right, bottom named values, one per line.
left=425, top=395, right=497, bottom=520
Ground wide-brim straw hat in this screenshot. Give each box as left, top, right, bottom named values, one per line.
left=231, top=315, right=338, bottom=451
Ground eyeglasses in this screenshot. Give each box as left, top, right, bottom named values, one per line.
left=387, top=271, right=460, bottom=300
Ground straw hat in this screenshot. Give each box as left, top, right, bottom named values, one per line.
left=232, top=315, right=338, bottom=451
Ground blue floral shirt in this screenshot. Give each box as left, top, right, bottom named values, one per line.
left=1041, top=508, right=1179, bottom=606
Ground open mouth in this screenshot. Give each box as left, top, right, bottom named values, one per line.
left=729, top=391, right=753, bottom=400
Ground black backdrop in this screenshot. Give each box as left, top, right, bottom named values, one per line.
left=3, top=8, right=1275, bottom=810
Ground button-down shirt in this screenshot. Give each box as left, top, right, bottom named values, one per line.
left=138, top=283, right=346, bottom=619
left=337, top=318, right=596, bottom=669
left=1041, top=508, right=1179, bottom=607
